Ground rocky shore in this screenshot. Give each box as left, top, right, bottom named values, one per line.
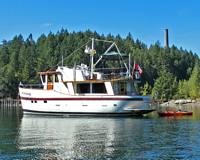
left=161, top=99, right=199, bottom=107
left=155, top=99, right=200, bottom=111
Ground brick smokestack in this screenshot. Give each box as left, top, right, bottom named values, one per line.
left=164, top=29, right=169, bottom=48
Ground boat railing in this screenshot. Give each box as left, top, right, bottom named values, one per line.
left=102, top=72, right=127, bottom=80
left=94, top=67, right=128, bottom=79
left=19, top=83, right=43, bottom=89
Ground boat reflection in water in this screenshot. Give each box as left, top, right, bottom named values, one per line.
left=3, top=106, right=200, bottom=159
left=17, top=115, right=146, bottom=159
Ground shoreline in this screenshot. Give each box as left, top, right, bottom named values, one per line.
left=156, top=99, right=200, bottom=112
left=160, top=99, right=200, bottom=107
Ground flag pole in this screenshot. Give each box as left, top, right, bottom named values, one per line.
left=128, top=53, right=131, bottom=77
left=132, top=60, right=135, bottom=79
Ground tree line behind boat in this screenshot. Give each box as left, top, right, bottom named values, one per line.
left=0, top=29, right=199, bottom=101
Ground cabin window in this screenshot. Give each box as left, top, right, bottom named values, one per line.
left=48, top=75, right=53, bottom=82
left=76, top=83, right=106, bottom=94
left=92, top=83, right=106, bottom=93
left=113, top=81, right=127, bottom=95
left=55, top=74, right=59, bottom=82
left=77, top=83, right=90, bottom=94
left=42, top=75, right=46, bottom=83
left=119, top=82, right=126, bottom=95
left=44, top=100, right=47, bottom=103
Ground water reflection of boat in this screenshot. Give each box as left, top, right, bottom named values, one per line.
left=158, top=110, right=193, bottom=117
left=17, top=116, right=145, bottom=159
left=19, top=38, right=154, bottom=116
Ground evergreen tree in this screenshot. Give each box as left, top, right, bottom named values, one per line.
left=0, top=40, right=9, bottom=66
left=142, top=82, right=152, bottom=96
left=188, top=62, right=200, bottom=99
left=152, top=69, right=177, bottom=101
left=177, top=80, right=189, bottom=99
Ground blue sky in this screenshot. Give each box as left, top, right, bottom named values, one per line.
left=1, top=0, right=200, bottom=54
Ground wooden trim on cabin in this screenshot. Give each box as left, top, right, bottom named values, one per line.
left=63, top=77, right=129, bottom=83
left=37, top=71, right=61, bottom=75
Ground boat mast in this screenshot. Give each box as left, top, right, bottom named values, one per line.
left=90, top=38, right=94, bottom=79
left=61, top=55, right=64, bottom=67
left=128, top=53, right=131, bottom=77
left=90, top=38, right=95, bottom=93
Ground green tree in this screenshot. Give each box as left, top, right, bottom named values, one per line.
left=142, top=82, right=152, bottom=95
left=188, top=62, right=200, bottom=99
left=152, top=69, right=177, bottom=101
left=0, top=40, right=9, bottom=66
left=176, top=80, right=189, bottom=99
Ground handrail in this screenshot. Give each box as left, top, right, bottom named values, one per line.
left=19, top=84, right=43, bottom=89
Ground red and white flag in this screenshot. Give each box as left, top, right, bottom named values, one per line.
left=132, top=63, right=143, bottom=79
left=134, top=63, right=143, bottom=75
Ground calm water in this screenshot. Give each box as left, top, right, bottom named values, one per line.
left=1, top=107, right=200, bottom=159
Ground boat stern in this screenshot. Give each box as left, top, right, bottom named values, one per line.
left=123, top=96, right=155, bottom=115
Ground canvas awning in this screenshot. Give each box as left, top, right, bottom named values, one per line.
left=102, top=51, right=128, bottom=60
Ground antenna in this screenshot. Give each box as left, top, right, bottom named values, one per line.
left=61, top=55, right=63, bottom=66
left=90, top=38, right=95, bottom=79
left=129, top=53, right=131, bottom=77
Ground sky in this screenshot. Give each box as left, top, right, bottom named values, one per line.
left=0, top=0, right=200, bottom=54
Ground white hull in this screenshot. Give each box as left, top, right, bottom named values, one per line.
left=19, top=88, right=153, bottom=116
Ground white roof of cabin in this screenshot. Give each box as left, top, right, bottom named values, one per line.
left=56, top=66, right=85, bottom=81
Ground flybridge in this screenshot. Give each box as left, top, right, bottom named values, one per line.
left=55, top=38, right=132, bottom=81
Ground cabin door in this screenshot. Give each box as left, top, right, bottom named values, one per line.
left=47, top=75, right=54, bottom=90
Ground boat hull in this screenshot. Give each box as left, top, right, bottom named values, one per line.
left=19, top=88, right=154, bottom=116
left=22, top=109, right=155, bottom=117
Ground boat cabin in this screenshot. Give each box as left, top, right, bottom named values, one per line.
left=38, top=38, right=138, bottom=97
left=39, top=69, right=136, bottom=96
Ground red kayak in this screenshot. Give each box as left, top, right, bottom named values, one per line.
left=158, top=111, right=193, bottom=117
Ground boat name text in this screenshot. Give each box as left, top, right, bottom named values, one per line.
left=22, top=92, right=31, bottom=96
